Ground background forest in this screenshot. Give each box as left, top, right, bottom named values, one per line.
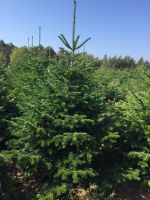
left=0, top=0, right=150, bottom=199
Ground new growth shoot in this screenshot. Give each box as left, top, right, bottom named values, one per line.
left=59, top=0, right=91, bottom=55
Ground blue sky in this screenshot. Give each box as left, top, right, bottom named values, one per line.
left=0, top=0, right=150, bottom=60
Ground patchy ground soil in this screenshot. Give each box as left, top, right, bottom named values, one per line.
left=117, top=183, right=150, bottom=200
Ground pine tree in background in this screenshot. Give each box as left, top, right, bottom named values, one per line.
left=0, top=40, right=15, bottom=65
left=28, top=37, right=30, bottom=48
left=32, top=36, right=34, bottom=48
left=39, top=26, right=41, bottom=46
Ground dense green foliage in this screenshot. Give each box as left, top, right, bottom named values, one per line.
left=0, top=1, right=149, bottom=198
left=0, top=39, right=149, bottom=199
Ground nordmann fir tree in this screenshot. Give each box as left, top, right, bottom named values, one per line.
left=4, top=0, right=104, bottom=199
left=0, top=64, right=19, bottom=200
left=0, top=65, right=7, bottom=198
left=0, top=65, right=7, bottom=150
left=0, top=64, right=18, bottom=152
left=34, top=54, right=103, bottom=199
left=36, top=1, right=102, bottom=198
left=3, top=47, right=54, bottom=199
left=113, top=71, right=150, bottom=186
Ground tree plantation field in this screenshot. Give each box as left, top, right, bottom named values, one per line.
left=0, top=42, right=149, bottom=200
left=0, top=0, right=150, bottom=199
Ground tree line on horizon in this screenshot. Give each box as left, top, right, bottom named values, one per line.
left=0, top=39, right=150, bottom=69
